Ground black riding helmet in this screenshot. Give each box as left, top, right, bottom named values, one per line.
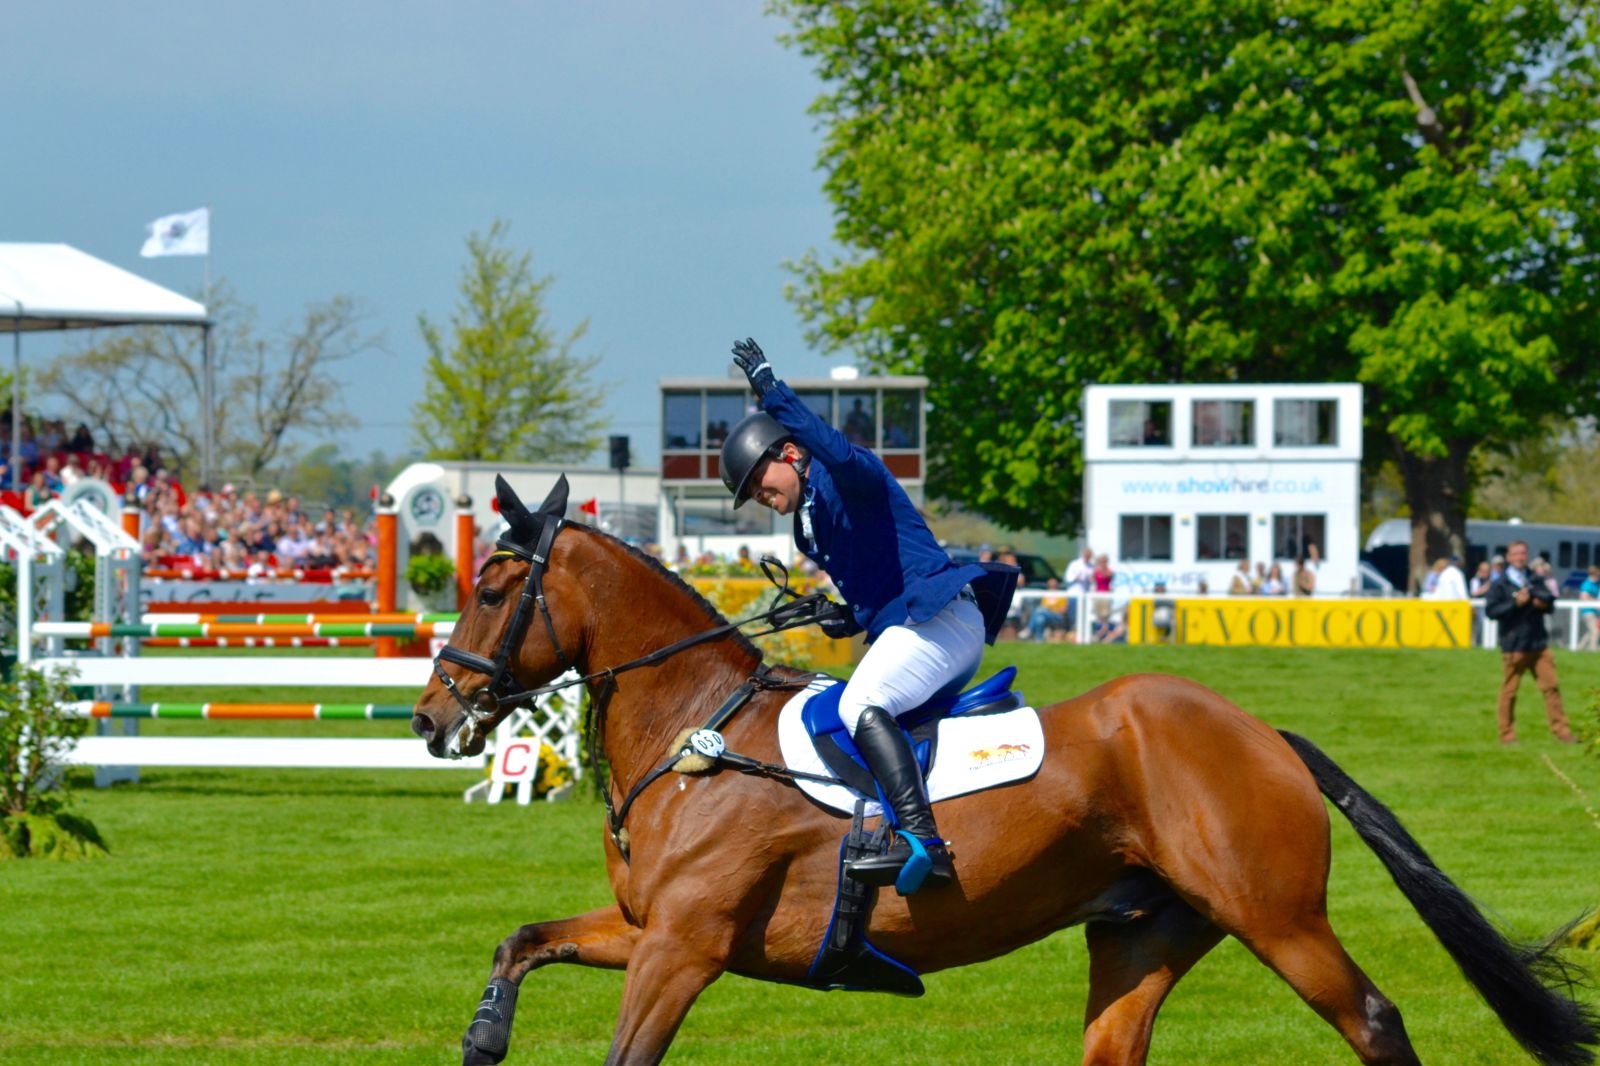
left=720, top=412, right=795, bottom=508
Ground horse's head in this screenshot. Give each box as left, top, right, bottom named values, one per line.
left=412, top=473, right=588, bottom=759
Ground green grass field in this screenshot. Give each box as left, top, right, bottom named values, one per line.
left=4, top=644, right=1599, bottom=1064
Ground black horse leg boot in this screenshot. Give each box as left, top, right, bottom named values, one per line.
left=846, top=707, right=954, bottom=891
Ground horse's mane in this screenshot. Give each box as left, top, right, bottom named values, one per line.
left=572, top=522, right=763, bottom=661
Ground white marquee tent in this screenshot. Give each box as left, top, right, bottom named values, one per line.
left=0, top=243, right=208, bottom=489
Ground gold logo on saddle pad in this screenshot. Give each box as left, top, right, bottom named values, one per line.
left=968, top=743, right=1031, bottom=768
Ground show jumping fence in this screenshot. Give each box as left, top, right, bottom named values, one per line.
left=69, top=702, right=418, bottom=720
left=141, top=638, right=377, bottom=648
left=4, top=492, right=586, bottom=796
left=35, top=621, right=455, bottom=640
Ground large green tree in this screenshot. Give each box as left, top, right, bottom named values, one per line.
left=413, top=221, right=605, bottom=462
left=778, top=0, right=1600, bottom=582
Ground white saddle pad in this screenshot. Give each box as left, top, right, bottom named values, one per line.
left=776, top=678, right=1045, bottom=817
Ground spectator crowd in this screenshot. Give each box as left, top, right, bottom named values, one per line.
left=0, top=410, right=130, bottom=509
left=133, top=484, right=375, bottom=575
left=1, top=405, right=374, bottom=574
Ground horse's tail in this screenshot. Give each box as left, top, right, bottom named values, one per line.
left=1279, top=730, right=1599, bottom=1066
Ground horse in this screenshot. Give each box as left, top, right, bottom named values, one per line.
left=412, top=476, right=1598, bottom=1066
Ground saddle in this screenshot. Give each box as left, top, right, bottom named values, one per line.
left=800, top=666, right=1024, bottom=800
left=781, top=667, right=1038, bottom=996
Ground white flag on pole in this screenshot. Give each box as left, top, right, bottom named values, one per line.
left=140, top=207, right=210, bottom=257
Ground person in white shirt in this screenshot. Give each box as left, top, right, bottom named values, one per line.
left=1063, top=546, right=1094, bottom=636
left=1064, top=546, right=1094, bottom=592
left=1425, top=556, right=1469, bottom=600
left=1469, top=560, right=1492, bottom=597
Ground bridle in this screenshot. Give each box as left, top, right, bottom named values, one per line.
left=432, top=514, right=570, bottom=732
left=430, top=517, right=836, bottom=756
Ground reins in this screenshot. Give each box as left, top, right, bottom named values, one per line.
left=431, top=518, right=848, bottom=854
left=508, top=587, right=833, bottom=708
left=435, top=520, right=837, bottom=718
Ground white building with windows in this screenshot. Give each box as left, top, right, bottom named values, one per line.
left=1082, top=383, right=1363, bottom=594
left=657, top=374, right=928, bottom=561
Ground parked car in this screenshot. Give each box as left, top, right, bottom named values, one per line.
left=1354, top=560, right=1401, bottom=597
left=945, top=547, right=1058, bottom=585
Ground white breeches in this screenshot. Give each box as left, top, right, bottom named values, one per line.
left=838, top=596, right=986, bottom=735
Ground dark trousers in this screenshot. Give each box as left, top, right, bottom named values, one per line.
left=1497, top=649, right=1573, bottom=742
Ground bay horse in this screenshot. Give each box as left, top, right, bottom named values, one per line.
left=412, top=476, right=1597, bottom=1066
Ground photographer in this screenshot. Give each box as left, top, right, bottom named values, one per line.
left=1483, top=540, right=1576, bottom=745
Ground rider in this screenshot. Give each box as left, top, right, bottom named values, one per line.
left=720, top=338, right=989, bottom=889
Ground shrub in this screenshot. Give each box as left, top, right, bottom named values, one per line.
left=0, top=549, right=96, bottom=642
left=64, top=548, right=96, bottom=620
left=0, top=561, right=14, bottom=646
left=691, top=577, right=840, bottom=672
left=0, top=664, right=107, bottom=860
left=535, top=742, right=574, bottom=799
left=406, top=553, right=457, bottom=596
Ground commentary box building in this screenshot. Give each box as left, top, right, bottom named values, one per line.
left=657, top=373, right=928, bottom=562
left=1082, top=382, right=1363, bottom=595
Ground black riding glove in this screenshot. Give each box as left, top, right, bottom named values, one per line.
left=819, top=601, right=863, bottom=640
left=731, top=337, right=776, bottom=398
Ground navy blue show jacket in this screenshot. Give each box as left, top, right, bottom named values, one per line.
left=761, top=379, right=985, bottom=643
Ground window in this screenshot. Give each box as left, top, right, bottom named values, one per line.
left=1274, top=399, right=1338, bottom=446
left=1273, top=514, right=1327, bottom=561
left=1109, top=400, right=1172, bottom=447
left=1120, top=514, right=1173, bottom=561
left=795, top=390, right=833, bottom=428
left=1559, top=541, right=1573, bottom=568
left=1579, top=543, right=1592, bottom=569
left=839, top=390, right=877, bottom=447
left=704, top=393, right=747, bottom=451
left=1196, top=514, right=1249, bottom=561
left=663, top=393, right=701, bottom=449
left=674, top=497, right=773, bottom=537
left=1192, top=400, right=1254, bottom=446
left=881, top=390, right=921, bottom=448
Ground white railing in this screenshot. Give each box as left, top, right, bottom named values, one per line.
left=1003, top=588, right=1600, bottom=651
left=1467, top=597, right=1600, bottom=653
left=1006, top=588, right=1121, bottom=645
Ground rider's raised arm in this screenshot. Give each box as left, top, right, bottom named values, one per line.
left=760, top=378, right=871, bottom=478
left=730, top=337, right=876, bottom=488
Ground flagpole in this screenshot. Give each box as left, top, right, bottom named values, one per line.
left=10, top=311, right=20, bottom=492
left=200, top=202, right=215, bottom=488
left=204, top=202, right=212, bottom=304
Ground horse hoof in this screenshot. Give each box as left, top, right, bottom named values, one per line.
left=461, top=976, right=518, bottom=1065
left=462, top=1041, right=505, bottom=1066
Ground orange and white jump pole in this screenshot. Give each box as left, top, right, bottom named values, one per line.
left=454, top=495, right=475, bottom=611
left=120, top=491, right=141, bottom=542
left=375, top=493, right=398, bottom=658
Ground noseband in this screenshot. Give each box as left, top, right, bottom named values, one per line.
left=432, top=514, right=570, bottom=725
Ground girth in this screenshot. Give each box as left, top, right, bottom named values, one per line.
left=600, top=666, right=815, bottom=859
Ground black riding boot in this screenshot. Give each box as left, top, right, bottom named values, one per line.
left=845, top=706, right=954, bottom=890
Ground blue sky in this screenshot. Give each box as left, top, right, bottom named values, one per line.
left=5, top=1, right=843, bottom=466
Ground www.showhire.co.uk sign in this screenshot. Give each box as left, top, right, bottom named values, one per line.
left=1128, top=598, right=1472, bottom=649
